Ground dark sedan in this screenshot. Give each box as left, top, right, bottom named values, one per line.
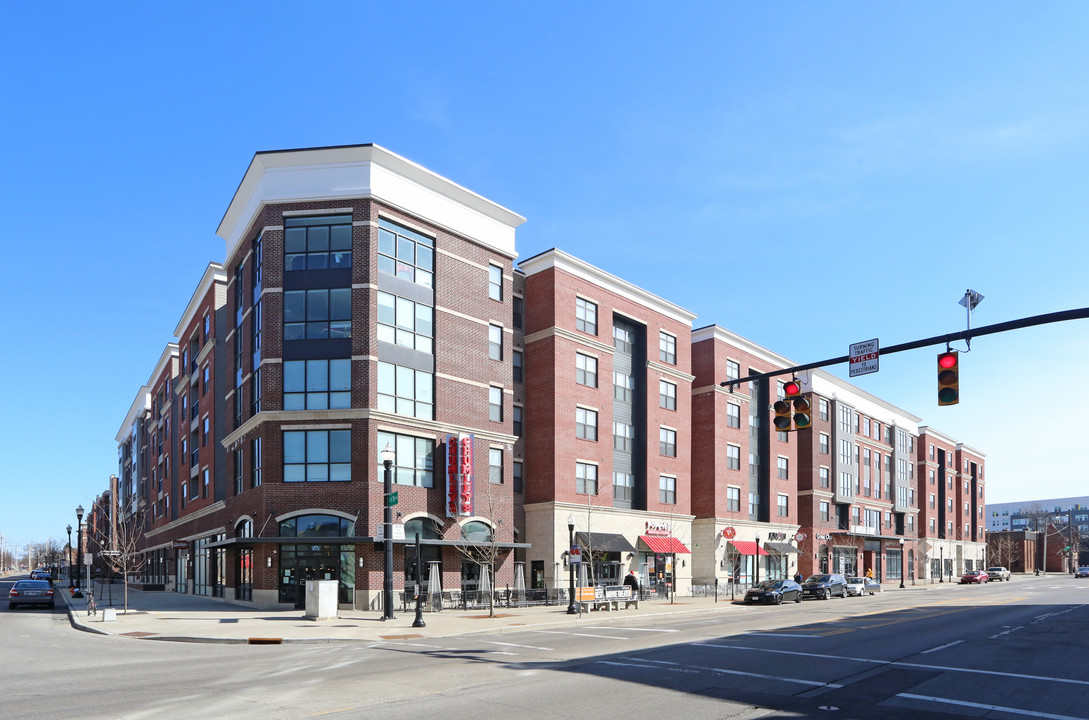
left=801, top=573, right=848, bottom=600
left=744, top=579, right=803, bottom=605
left=960, top=570, right=990, bottom=584
left=8, top=580, right=56, bottom=609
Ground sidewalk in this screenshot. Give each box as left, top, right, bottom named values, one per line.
left=60, top=581, right=944, bottom=645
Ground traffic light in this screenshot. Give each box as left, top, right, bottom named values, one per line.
left=792, top=393, right=813, bottom=430
left=937, top=351, right=960, bottom=406
left=775, top=380, right=812, bottom=431
left=773, top=396, right=793, bottom=431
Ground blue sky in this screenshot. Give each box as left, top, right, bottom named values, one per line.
left=3, top=3, right=1087, bottom=553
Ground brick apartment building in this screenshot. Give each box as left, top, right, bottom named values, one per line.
left=100, top=144, right=987, bottom=610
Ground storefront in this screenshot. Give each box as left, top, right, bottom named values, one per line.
left=575, top=532, right=637, bottom=587
left=639, top=523, right=691, bottom=595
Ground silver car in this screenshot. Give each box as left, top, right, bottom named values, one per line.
left=986, top=566, right=1011, bottom=582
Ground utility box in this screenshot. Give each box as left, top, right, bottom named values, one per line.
left=304, top=580, right=338, bottom=621
left=101, top=607, right=117, bottom=622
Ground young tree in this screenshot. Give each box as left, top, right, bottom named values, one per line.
left=450, top=484, right=512, bottom=618
left=101, top=509, right=148, bottom=614
left=722, top=540, right=741, bottom=600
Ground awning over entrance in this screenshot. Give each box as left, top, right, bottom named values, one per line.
left=764, top=542, right=798, bottom=555
left=576, top=532, right=637, bottom=553
left=638, top=535, right=691, bottom=554
left=729, top=540, right=769, bottom=556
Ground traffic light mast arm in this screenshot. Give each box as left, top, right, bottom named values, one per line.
left=719, top=306, right=1089, bottom=388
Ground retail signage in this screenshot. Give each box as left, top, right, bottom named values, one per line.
left=766, top=532, right=788, bottom=541
left=171, top=540, right=188, bottom=550
left=851, top=525, right=878, bottom=536
left=569, top=546, right=582, bottom=564
left=721, top=527, right=736, bottom=539
left=645, top=520, right=671, bottom=536
left=445, top=433, right=475, bottom=518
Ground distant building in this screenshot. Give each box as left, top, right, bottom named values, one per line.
left=986, top=496, right=1089, bottom=535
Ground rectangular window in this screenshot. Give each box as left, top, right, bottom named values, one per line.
left=863, top=417, right=870, bottom=437
left=659, top=475, right=676, bottom=504
left=489, top=385, right=503, bottom=422
left=659, top=331, right=676, bottom=364
left=576, top=407, right=598, bottom=441
left=513, top=297, right=523, bottom=330
left=513, top=350, right=523, bottom=383
left=749, top=492, right=759, bottom=516
left=251, top=437, right=262, bottom=487
left=930, top=493, right=936, bottom=509
left=488, top=324, right=503, bottom=361
left=284, top=429, right=351, bottom=482
left=513, top=461, right=523, bottom=493
left=576, top=462, right=598, bottom=495
left=777, top=456, right=789, bottom=479
left=513, top=405, right=523, bottom=436
left=727, top=444, right=740, bottom=470
left=488, top=264, right=503, bottom=301
left=726, top=402, right=741, bottom=428
left=819, top=433, right=829, bottom=454
left=839, top=472, right=852, bottom=496
left=613, top=325, right=634, bottom=353
left=489, top=447, right=503, bottom=484
left=614, top=472, right=633, bottom=503
left=377, top=361, right=434, bottom=420
left=575, top=297, right=597, bottom=335
left=377, top=218, right=434, bottom=288
left=727, top=486, right=740, bottom=512
left=284, top=288, right=351, bottom=340
left=659, top=427, right=676, bottom=457
left=660, top=379, right=676, bottom=410
left=819, top=398, right=829, bottom=421
left=576, top=353, right=597, bottom=387
left=251, top=366, right=262, bottom=416
left=202, top=417, right=209, bottom=447
left=284, top=359, right=351, bottom=410
left=726, top=360, right=740, bottom=381
left=202, top=365, right=210, bottom=395
left=202, top=313, right=210, bottom=343
left=377, top=431, right=435, bottom=487
left=820, top=467, right=830, bottom=488
left=778, top=494, right=789, bottom=517
left=377, top=291, right=434, bottom=354
left=613, top=371, right=633, bottom=402
left=284, top=214, right=352, bottom=271
left=840, top=440, right=852, bottom=465
left=202, top=468, right=210, bottom=498
left=820, top=501, right=830, bottom=522
left=613, top=422, right=634, bottom=452
left=234, top=449, right=244, bottom=495
left=839, top=406, right=852, bottom=433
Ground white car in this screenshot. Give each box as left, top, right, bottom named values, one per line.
left=986, top=566, right=1011, bottom=582
left=845, top=576, right=880, bottom=596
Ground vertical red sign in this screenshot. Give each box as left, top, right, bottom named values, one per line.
left=445, top=434, right=459, bottom=518
left=459, top=435, right=474, bottom=515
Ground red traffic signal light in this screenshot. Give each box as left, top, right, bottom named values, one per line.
left=937, top=351, right=959, bottom=406
left=783, top=380, right=802, bottom=397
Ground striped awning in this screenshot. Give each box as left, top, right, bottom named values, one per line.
left=729, top=540, right=770, bottom=556
left=638, top=535, right=691, bottom=554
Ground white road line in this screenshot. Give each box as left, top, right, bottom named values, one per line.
left=920, top=640, right=963, bottom=654
left=746, top=633, right=823, bottom=638
left=487, top=641, right=552, bottom=651
left=615, top=657, right=842, bottom=688
left=898, top=693, right=1086, bottom=720
left=529, top=630, right=627, bottom=640
left=698, top=643, right=886, bottom=665
left=583, top=626, right=678, bottom=632
left=990, top=626, right=1023, bottom=639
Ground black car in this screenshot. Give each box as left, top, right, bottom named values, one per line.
left=801, top=573, right=848, bottom=600
left=744, top=579, right=803, bottom=605
left=8, top=580, right=56, bottom=609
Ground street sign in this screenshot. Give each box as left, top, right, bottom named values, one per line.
left=386, top=491, right=399, bottom=507
left=569, top=546, right=582, bottom=564
left=83, top=554, right=93, bottom=565
left=375, top=524, right=406, bottom=541
left=101, top=550, right=120, bottom=557
left=849, top=338, right=880, bottom=377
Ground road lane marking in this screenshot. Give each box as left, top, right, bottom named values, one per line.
left=584, top=626, right=678, bottom=632
left=920, top=640, right=962, bottom=654
left=698, top=643, right=887, bottom=664
left=602, top=657, right=843, bottom=688
left=746, top=633, right=825, bottom=638
left=487, top=641, right=552, bottom=651
left=529, top=630, right=627, bottom=640
left=897, top=693, right=1086, bottom=720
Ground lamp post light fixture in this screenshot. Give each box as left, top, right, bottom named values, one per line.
left=74, top=505, right=84, bottom=595
left=899, top=538, right=906, bottom=589
left=381, top=444, right=396, bottom=620
left=66, top=524, right=73, bottom=588
left=566, top=514, right=577, bottom=615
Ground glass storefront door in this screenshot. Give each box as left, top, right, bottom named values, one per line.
left=280, top=545, right=341, bottom=609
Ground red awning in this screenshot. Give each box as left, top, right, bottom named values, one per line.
left=638, top=535, right=691, bottom=554
left=729, top=540, right=770, bottom=556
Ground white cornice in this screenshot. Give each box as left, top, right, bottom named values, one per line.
left=148, top=344, right=179, bottom=388
left=691, top=324, right=796, bottom=369
left=519, top=249, right=698, bottom=326
left=216, top=144, right=526, bottom=262
left=116, top=387, right=151, bottom=443
left=172, top=263, right=227, bottom=339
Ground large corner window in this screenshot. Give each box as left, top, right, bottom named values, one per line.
left=284, top=359, right=351, bottom=410
left=284, top=288, right=351, bottom=340
left=377, top=431, right=435, bottom=487
left=283, top=429, right=351, bottom=482
left=378, top=218, right=434, bottom=288
left=377, top=291, right=433, bottom=354
left=377, top=361, right=434, bottom=420
left=284, top=215, right=352, bottom=271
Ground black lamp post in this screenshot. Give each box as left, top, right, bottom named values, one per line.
left=899, top=538, right=906, bottom=589
left=754, top=534, right=760, bottom=587
left=75, top=505, right=84, bottom=594
left=66, top=524, right=73, bottom=588
left=412, top=533, right=426, bottom=628
left=381, top=444, right=396, bottom=620
left=939, top=545, right=944, bottom=583
left=567, top=514, right=577, bottom=614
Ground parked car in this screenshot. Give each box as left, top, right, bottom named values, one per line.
left=960, top=570, right=990, bottom=584
left=1074, top=567, right=1089, bottom=579
left=744, top=579, right=803, bottom=605
left=8, top=580, right=55, bottom=609
left=801, top=573, right=848, bottom=600
left=985, top=566, right=1011, bottom=582
left=846, top=576, right=881, bottom=596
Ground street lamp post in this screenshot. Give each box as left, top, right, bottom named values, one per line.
left=754, top=535, right=760, bottom=587
left=567, top=514, right=577, bottom=614
left=74, top=505, right=84, bottom=595
left=381, top=444, right=396, bottom=620
left=412, top=532, right=426, bottom=628
left=939, top=545, right=944, bottom=583
left=899, top=538, right=905, bottom=589
left=66, top=524, right=73, bottom=588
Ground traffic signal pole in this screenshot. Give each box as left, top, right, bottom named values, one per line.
left=719, top=307, right=1089, bottom=389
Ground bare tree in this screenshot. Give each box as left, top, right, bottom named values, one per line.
left=722, top=539, right=741, bottom=600
left=101, top=509, right=148, bottom=614
left=450, top=484, right=512, bottom=618
left=989, top=533, right=1023, bottom=571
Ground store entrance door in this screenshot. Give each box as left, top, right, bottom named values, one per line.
left=290, top=547, right=339, bottom=610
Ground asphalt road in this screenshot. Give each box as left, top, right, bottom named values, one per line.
left=2, top=573, right=1087, bottom=719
